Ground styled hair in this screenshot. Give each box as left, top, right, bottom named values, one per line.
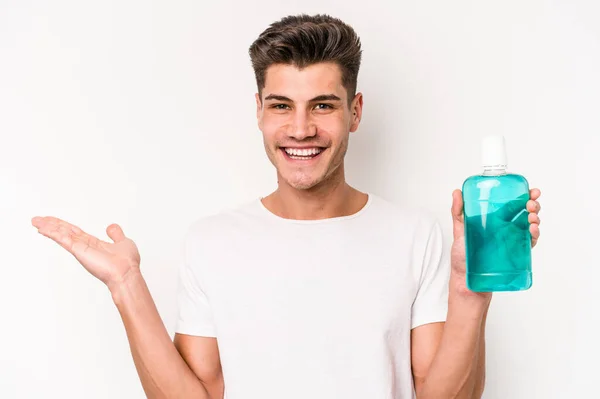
left=248, top=14, right=362, bottom=107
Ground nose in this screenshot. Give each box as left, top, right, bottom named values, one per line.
left=288, top=109, right=317, bottom=141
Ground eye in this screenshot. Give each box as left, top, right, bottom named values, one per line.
left=315, top=103, right=333, bottom=110
left=271, top=104, right=291, bottom=110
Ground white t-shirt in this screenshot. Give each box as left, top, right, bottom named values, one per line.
left=175, top=193, right=449, bottom=399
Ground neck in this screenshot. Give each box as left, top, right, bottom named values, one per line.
left=262, top=165, right=368, bottom=220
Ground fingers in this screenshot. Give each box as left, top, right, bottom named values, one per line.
left=451, top=189, right=465, bottom=240
left=32, top=216, right=83, bottom=235
left=106, top=224, right=126, bottom=243
left=528, top=212, right=540, bottom=226
left=451, top=189, right=463, bottom=219
left=527, top=188, right=541, bottom=214
left=527, top=199, right=541, bottom=214
left=32, top=216, right=78, bottom=252
left=529, top=188, right=541, bottom=201
left=32, top=216, right=103, bottom=254
left=530, top=223, right=540, bottom=248
left=528, top=212, right=541, bottom=248
left=527, top=188, right=541, bottom=247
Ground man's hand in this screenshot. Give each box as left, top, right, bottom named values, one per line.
left=450, top=188, right=542, bottom=299
left=31, top=216, right=141, bottom=292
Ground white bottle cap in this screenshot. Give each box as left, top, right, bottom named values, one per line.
left=481, top=135, right=508, bottom=168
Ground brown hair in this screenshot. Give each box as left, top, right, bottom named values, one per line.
left=248, top=14, right=362, bottom=107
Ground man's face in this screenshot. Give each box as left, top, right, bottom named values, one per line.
left=255, top=62, right=362, bottom=191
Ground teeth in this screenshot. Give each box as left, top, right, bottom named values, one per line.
left=284, top=147, right=322, bottom=157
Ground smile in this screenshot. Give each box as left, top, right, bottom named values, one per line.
left=281, top=147, right=324, bottom=161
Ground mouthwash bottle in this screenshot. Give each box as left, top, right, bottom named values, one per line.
left=462, top=135, right=532, bottom=292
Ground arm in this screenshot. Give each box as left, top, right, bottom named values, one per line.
left=410, top=190, right=491, bottom=399
left=411, top=276, right=489, bottom=399
left=411, top=188, right=541, bottom=398
left=31, top=217, right=222, bottom=399
left=174, top=333, right=224, bottom=399
left=112, top=269, right=223, bottom=399
left=472, top=305, right=489, bottom=398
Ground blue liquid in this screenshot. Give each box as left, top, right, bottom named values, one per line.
left=462, top=173, right=532, bottom=292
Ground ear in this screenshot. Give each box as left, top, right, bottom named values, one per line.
left=349, top=92, right=364, bottom=133
left=255, top=93, right=263, bottom=130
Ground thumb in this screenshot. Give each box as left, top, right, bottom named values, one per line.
left=106, top=224, right=126, bottom=242
left=451, top=189, right=465, bottom=240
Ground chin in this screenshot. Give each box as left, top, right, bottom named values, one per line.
left=286, top=179, right=320, bottom=191
left=282, top=173, right=323, bottom=191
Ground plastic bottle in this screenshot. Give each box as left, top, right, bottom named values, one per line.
left=462, top=135, right=532, bottom=292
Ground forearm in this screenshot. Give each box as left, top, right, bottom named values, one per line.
left=110, top=269, right=210, bottom=399
left=471, top=305, right=489, bottom=398
left=417, top=278, right=489, bottom=399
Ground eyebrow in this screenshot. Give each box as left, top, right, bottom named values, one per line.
left=263, top=94, right=342, bottom=102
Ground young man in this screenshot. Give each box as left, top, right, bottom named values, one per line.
left=32, top=14, right=542, bottom=399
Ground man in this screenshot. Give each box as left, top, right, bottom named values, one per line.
left=32, top=14, right=542, bottom=399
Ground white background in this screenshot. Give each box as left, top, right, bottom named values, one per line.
left=1, top=0, right=598, bottom=398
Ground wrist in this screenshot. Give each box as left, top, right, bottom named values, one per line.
left=109, top=266, right=144, bottom=305
left=449, top=272, right=492, bottom=309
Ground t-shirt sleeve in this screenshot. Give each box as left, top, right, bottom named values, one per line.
left=174, top=230, right=217, bottom=337
left=411, top=219, right=450, bottom=329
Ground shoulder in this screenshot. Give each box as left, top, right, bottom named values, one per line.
left=185, top=197, right=262, bottom=236
left=182, top=197, right=265, bottom=247
left=365, top=194, right=447, bottom=281
left=366, top=193, right=441, bottom=238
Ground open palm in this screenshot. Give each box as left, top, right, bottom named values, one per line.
left=32, top=216, right=140, bottom=289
